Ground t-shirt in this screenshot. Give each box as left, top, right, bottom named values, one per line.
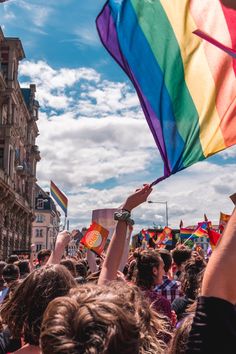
left=186, top=296, right=236, bottom=354
left=171, top=296, right=193, bottom=321
left=143, top=289, right=172, bottom=319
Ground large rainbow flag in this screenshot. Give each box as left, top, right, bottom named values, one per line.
left=96, top=1, right=236, bottom=184
left=50, top=181, right=68, bottom=216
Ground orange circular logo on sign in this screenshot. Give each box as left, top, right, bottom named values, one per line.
left=86, top=231, right=102, bottom=248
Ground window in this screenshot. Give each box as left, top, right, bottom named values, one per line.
left=36, top=244, right=42, bottom=252
left=0, top=148, right=3, bottom=169
left=35, top=229, right=43, bottom=238
left=36, top=214, right=44, bottom=223
left=37, top=199, right=44, bottom=209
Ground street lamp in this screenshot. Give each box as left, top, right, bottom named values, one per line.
left=148, top=200, right=169, bottom=227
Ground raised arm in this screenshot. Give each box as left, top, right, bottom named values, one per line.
left=98, top=184, right=152, bottom=285
left=46, top=230, right=71, bottom=265
left=201, top=207, right=236, bottom=303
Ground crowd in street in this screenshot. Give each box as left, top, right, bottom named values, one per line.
left=0, top=184, right=235, bottom=354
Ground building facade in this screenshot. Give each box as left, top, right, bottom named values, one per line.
left=0, top=27, right=40, bottom=259
left=32, top=184, right=60, bottom=252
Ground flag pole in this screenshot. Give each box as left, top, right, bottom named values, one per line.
left=183, top=233, right=194, bottom=245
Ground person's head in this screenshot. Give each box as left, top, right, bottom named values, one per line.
left=1, top=264, right=77, bottom=346
left=60, top=259, right=77, bottom=278
left=135, top=250, right=164, bottom=289
left=2, top=264, right=20, bottom=285
left=40, top=283, right=167, bottom=354
left=7, top=255, right=19, bottom=264
left=172, top=247, right=192, bottom=270
left=37, top=249, right=51, bottom=266
left=180, top=256, right=206, bottom=300
left=169, top=314, right=194, bottom=354
left=15, top=260, right=30, bottom=278
left=158, top=249, right=172, bottom=274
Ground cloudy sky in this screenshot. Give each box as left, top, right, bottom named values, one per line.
left=1, top=0, right=236, bottom=232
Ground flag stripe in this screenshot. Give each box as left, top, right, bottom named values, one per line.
left=221, top=3, right=236, bottom=75
left=190, top=1, right=236, bottom=148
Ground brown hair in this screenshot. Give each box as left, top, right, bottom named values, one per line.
left=168, top=314, right=194, bottom=354
left=41, top=283, right=168, bottom=354
left=60, top=258, right=77, bottom=278
left=1, top=264, right=77, bottom=345
left=180, top=256, right=206, bottom=300
left=135, top=250, right=162, bottom=289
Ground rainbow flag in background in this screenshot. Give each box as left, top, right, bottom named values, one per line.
left=97, top=1, right=236, bottom=184
left=180, top=228, right=195, bottom=240
left=50, top=181, right=68, bottom=216
left=192, top=227, right=209, bottom=239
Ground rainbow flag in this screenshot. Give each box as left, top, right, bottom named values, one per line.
left=192, top=227, right=208, bottom=239
left=50, top=181, right=68, bottom=216
left=97, top=1, right=236, bottom=184
left=81, top=222, right=109, bottom=255
left=180, top=228, right=195, bottom=240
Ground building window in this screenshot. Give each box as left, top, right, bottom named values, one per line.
left=36, top=244, right=42, bottom=252
left=35, top=229, right=43, bottom=237
left=0, top=148, right=4, bottom=169
left=37, top=199, right=44, bottom=209
left=36, top=214, right=44, bottom=223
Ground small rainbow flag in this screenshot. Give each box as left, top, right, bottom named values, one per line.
left=50, top=181, right=68, bottom=216
left=180, top=228, right=195, bottom=240
left=192, top=227, right=208, bottom=239
left=81, top=222, right=109, bottom=255
left=97, top=1, right=236, bottom=184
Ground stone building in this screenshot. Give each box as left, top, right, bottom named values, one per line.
left=0, top=27, right=40, bottom=259
left=32, top=184, right=60, bottom=252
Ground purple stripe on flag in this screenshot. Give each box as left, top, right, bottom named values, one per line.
left=96, top=2, right=171, bottom=177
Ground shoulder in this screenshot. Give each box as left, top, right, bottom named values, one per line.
left=186, top=296, right=236, bottom=354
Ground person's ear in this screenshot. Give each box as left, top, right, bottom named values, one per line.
left=152, top=266, right=158, bottom=276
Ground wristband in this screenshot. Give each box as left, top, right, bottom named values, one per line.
left=114, top=210, right=135, bottom=225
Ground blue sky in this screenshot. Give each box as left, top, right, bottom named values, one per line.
left=1, top=0, right=236, bottom=231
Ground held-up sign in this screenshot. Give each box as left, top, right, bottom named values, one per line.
left=80, top=222, right=109, bottom=256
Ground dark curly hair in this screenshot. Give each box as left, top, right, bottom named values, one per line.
left=1, top=264, right=77, bottom=345
left=180, top=256, right=206, bottom=300
left=135, top=250, right=162, bottom=289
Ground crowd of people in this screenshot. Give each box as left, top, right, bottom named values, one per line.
left=0, top=184, right=235, bottom=353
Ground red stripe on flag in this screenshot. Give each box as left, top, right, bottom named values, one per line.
left=220, top=3, right=236, bottom=74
